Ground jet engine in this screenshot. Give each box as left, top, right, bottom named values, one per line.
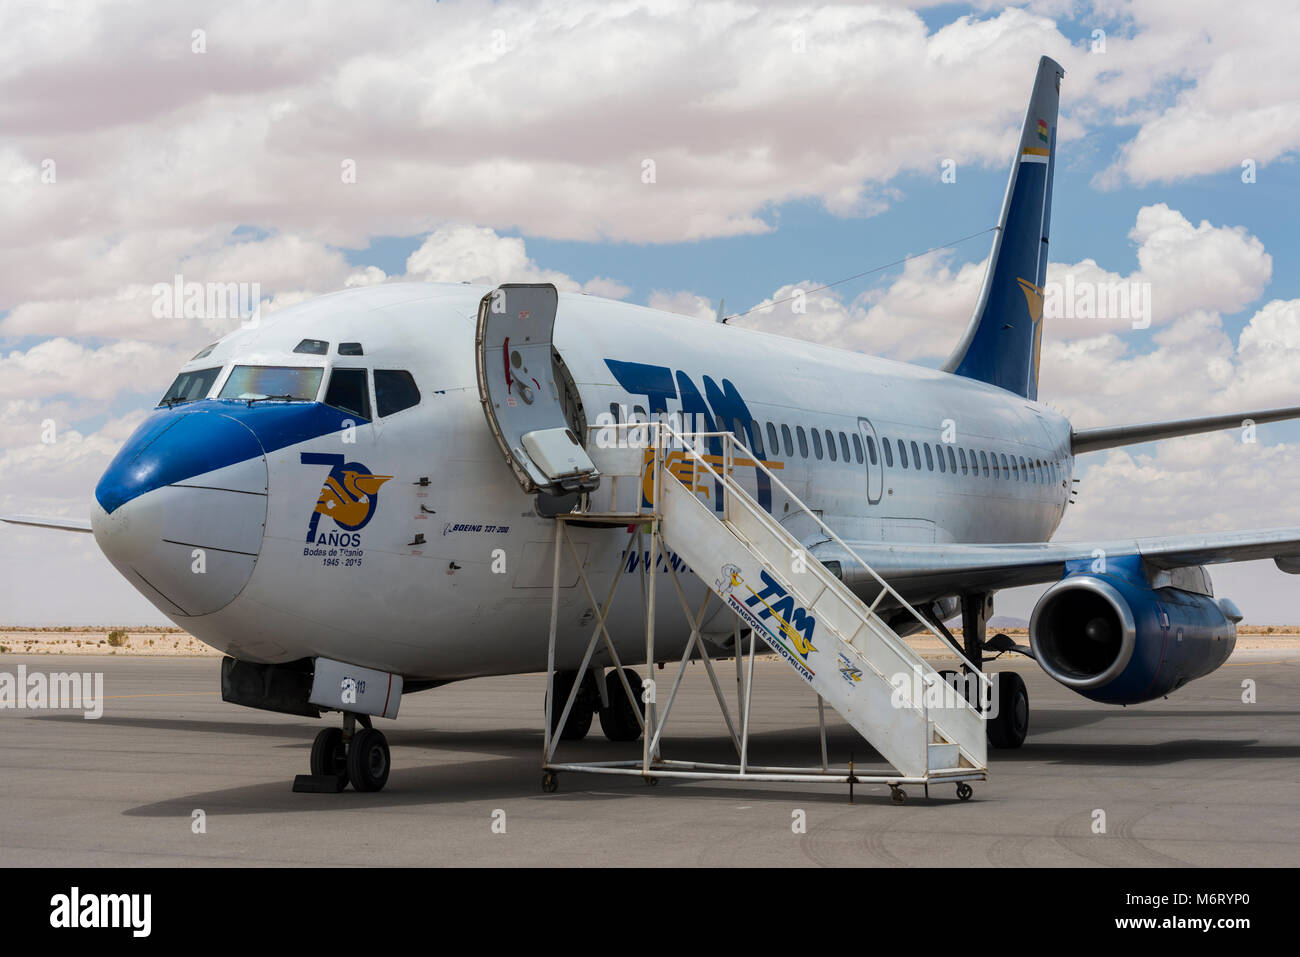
left=1029, top=555, right=1238, bottom=704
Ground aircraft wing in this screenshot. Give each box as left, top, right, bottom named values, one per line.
left=816, top=527, right=1300, bottom=603
left=0, top=515, right=93, bottom=534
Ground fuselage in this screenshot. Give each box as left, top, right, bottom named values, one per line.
left=91, top=282, right=1074, bottom=681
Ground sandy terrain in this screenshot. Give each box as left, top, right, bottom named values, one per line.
left=0, top=628, right=220, bottom=656
left=1, top=625, right=1296, bottom=657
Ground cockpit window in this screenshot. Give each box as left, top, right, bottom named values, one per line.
left=191, top=343, right=217, bottom=360
left=374, top=370, right=420, bottom=417
left=219, top=365, right=323, bottom=402
left=338, top=342, right=364, bottom=356
left=293, top=339, right=329, bottom=355
left=159, top=367, right=221, bottom=407
left=324, top=368, right=370, bottom=420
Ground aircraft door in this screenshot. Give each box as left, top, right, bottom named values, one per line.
left=858, top=417, right=883, bottom=505
left=475, top=283, right=599, bottom=496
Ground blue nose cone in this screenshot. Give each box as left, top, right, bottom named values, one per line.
left=95, top=400, right=365, bottom=513
left=95, top=409, right=264, bottom=514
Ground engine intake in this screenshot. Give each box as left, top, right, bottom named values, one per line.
left=1029, top=557, right=1236, bottom=705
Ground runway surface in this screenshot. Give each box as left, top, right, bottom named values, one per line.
left=1, top=650, right=1297, bottom=866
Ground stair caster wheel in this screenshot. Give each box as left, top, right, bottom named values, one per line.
left=644, top=776, right=659, bottom=787
left=890, top=786, right=906, bottom=805
left=956, top=782, right=973, bottom=802
left=542, top=772, right=559, bottom=793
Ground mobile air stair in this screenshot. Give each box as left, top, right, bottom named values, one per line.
left=540, top=423, right=989, bottom=803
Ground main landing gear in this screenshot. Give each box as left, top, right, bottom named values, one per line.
left=546, top=668, right=645, bottom=743
left=959, top=592, right=1030, bottom=750
left=302, top=712, right=391, bottom=792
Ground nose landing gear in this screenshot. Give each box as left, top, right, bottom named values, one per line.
left=296, top=712, right=390, bottom=793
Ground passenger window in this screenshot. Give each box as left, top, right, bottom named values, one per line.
left=374, top=369, right=421, bottom=417
left=910, top=441, right=921, bottom=470
left=924, top=444, right=934, bottom=471
left=750, top=419, right=765, bottom=456
left=796, top=426, right=809, bottom=458
left=766, top=422, right=779, bottom=456
left=882, top=438, right=893, bottom=467
left=839, top=432, right=851, bottom=462
left=979, top=450, right=989, bottom=476
left=936, top=445, right=946, bottom=473
left=812, top=428, right=824, bottom=460
left=897, top=439, right=908, bottom=469
left=782, top=424, right=794, bottom=457
left=946, top=446, right=957, bottom=473
left=852, top=433, right=864, bottom=464
left=1000, top=453, right=1011, bottom=478
left=865, top=436, right=877, bottom=465
left=958, top=448, right=968, bottom=475
left=825, top=430, right=836, bottom=461
left=324, top=368, right=370, bottom=420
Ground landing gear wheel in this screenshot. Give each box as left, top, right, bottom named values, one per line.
left=987, top=671, right=1029, bottom=749
left=547, top=671, right=596, bottom=741
left=956, top=782, right=973, bottom=801
left=346, top=727, right=391, bottom=792
left=890, top=786, right=907, bottom=805
left=310, top=727, right=347, bottom=782
left=542, top=772, right=559, bottom=793
left=599, top=668, right=644, bottom=742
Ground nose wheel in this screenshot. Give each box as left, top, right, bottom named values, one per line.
left=297, top=713, right=390, bottom=793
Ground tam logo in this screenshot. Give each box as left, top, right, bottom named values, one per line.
left=604, top=359, right=783, bottom=512
left=301, top=453, right=392, bottom=544
left=743, top=569, right=817, bottom=659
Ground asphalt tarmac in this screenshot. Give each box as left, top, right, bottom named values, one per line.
left=1, top=650, right=1296, bottom=866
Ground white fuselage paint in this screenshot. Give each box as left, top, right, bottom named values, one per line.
left=98, top=283, right=1073, bottom=681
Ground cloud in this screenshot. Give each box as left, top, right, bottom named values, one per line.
left=724, top=203, right=1272, bottom=363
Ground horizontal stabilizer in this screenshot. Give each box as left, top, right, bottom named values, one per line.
left=0, top=515, right=93, bottom=533
left=1071, top=405, right=1300, bottom=454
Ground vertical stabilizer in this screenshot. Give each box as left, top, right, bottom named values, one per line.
left=941, top=56, right=1064, bottom=400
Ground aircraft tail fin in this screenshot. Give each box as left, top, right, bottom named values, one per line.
left=941, top=55, right=1064, bottom=400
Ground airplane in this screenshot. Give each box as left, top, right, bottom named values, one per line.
left=7, top=54, right=1300, bottom=794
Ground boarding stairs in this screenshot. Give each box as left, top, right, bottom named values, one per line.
left=657, top=430, right=987, bottom=781
left=539, top=421, right=988, bottom=798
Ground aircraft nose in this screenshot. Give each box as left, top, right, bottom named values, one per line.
left=92, top=410, right=268, bottom=618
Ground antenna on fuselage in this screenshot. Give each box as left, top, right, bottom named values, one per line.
left=715, top=299, right=728, bottom=324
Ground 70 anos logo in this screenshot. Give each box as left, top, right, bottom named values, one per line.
left=301, top=452, right=392, bottom=544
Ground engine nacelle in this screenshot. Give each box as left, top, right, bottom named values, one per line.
left=1029, top=556, right=1237, bottom=704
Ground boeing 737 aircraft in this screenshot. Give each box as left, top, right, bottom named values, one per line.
left=7, top=56, right=1300, bottom=794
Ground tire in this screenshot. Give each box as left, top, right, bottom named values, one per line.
left=987, top=671, right=1029, bottom=749
left=599, top=668, right=644, bottom=742
left=547, top=671, right=595, bottom=741
left=347, top=727, right=391, bottom=792
left=310, top=727, right=347, bottom=780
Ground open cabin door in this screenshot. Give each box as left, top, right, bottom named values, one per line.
left=475, top=283, right=600, bottom=496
